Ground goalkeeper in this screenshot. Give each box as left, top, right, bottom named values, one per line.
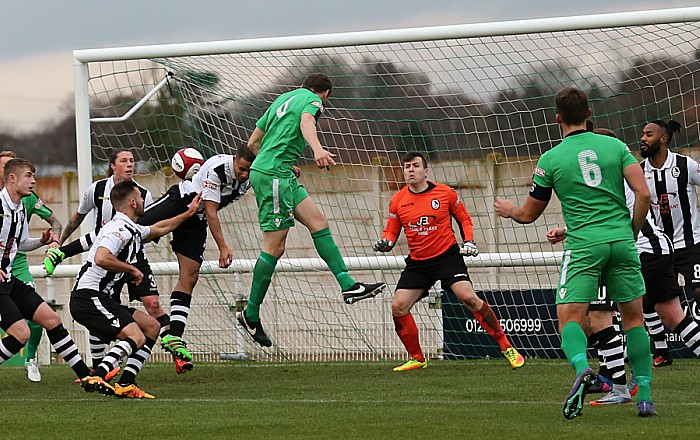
left=374, top=151, right=525, bottom=371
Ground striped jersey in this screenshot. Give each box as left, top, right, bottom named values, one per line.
left=73, top=212, right=150, bottom=295
left=78, top=176, right=154, bottom=234
left=624, top=182, right=672, bottom=255
left=382, top=181, right=474, bottom=260
left=642, top=152, right=700, bottom=250
left=178, top=154, right=250, bottom=210
left=0, top=188, right=29, bottom=278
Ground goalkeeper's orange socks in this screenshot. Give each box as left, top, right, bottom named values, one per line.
left=311, top=228, right=356, bottom=291
left=473, top=301, right=511, bottom=351
left=246, top=252, right=279, bottom=322
left=393, top=313, right=425, bottom=362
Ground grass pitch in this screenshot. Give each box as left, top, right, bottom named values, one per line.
left=0, top=359, right=698, bottom=439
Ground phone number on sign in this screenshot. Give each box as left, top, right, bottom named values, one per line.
left=464, top=318, right=543, bottom=333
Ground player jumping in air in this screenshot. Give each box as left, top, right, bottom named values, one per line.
left=374, top=151, right=525, bottom=371
left=239, top=72, right=386, bottom=347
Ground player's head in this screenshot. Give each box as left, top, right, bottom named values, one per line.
left=555, top=87, right=591, bottom=126
left=110, top=180, right=144, bottom=216
left=233, top=145, right=255, bottom=183
left=0, top=150, right=17, bottom=187
left=640, top=119, right=681, bottom=159
left=108, top=149, right=135, bottom=181
left=401, top=151, right=428, bottom=186
left=302, top=73, right=332, bottom=101
left=4, top=158, right=36, bottom=198
left=593, top=128, right=618, bottom=139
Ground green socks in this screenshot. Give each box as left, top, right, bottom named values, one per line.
left=626, top=325, right=653, bottom=402
left=246, top=252, right=279, bottom=322
left=25, top=320, right=43, bottom=361
left=560, top=321, right=590, bottom=374
left=311, top=228, right=355, bottom=291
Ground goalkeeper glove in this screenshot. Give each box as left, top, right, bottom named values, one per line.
left=373, top=238, right=395, bottom=252
left=460, top=240, right=479, bottom=257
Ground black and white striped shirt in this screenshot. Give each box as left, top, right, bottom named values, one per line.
left=624, top=183, right=672, bottom=255
left=73, top=212, right=150, bottom=296
left=177, top=155, right=250, bottom=210
left=78, top=176, right=154, bottom=234
left=642, top=152, right=700, bottom=250
left=0, top=188, right=28, bottom=277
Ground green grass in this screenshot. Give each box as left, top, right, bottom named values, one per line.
left=0, top=359, right=698, bottom=439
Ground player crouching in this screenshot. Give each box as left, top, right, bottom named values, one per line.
left=70, top=181, right=201, bottom=398
left=374, top=152, right=525, bottom=371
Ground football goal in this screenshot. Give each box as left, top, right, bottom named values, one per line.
left=66, top=6, right=700, bottom=362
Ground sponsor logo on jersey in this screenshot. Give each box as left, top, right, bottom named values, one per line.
left=34, top=199, right=45, bottom=209
left=274, top=218, right=282, bottom=227
left=110, top=318, right=120, bottom=328
left=98, top=196, right=109, bottom=201
left=534, top=167, right=546, bottom=177
left=558, top=287, right=567, bottom=300
left=203, top=180, right=219, bottom=190
left=400, top=202, right=414, bottom=208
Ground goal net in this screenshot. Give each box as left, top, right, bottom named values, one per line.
left=70, top=8, right=700, bottom=362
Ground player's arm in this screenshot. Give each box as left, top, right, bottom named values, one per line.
left=145, top=193, right=202, bottom=241
left=546, top=227, right=567, bottom=244
left=623, top=162, right=651, bottom=239
left=449, top=190, right=479, bottom=256
left=374, top=197, right=402, bottom=252
left=58, top=211, right=86, bottom=245
left=94, top=247, right=142, bottom=285
left=31, top=192, right=62, bottom=243
left=60, top=184, right=95, bottom=244
left=248, top=127, right=265, bottom=155
left=300, top=112, right=336, bottom=169
left=204, top=199, right=233, bottom=268
left=494, top=193, right=548, bottom=224
left=18, top=229, right=53, bottom=251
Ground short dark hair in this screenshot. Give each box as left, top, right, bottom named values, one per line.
left=302, top=73, right=332, bottom=96
left=592, top=128, right=618, bottom=139
left=649, top=119, right=682, bottom=143
left=555, top=87, right=589, bottom=125
left=401, top=151, right=428, bottom=168
left=110, top=180, right=139, bottom=210
left=236, top=144, right=256, bottom=163
left=108, top=149, right=132, bottom=177
left=4, top=158, right=35, bottom=182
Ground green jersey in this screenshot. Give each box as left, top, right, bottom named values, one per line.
left=532, top=131, right=638, bottom=249
left=252, top=88, right=325, bottom=177
left=12, top=191, right=53, bottom=281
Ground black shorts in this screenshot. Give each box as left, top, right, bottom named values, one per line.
left=122, top=250, right=158, bottom=301
left=0, top=278, right=45, bottom=330
left=588, top=286, right=614, bottom=312
left=642, top=252, right=683, bottom=306
left=673, top=244, right=700, bottom=289
left=70, top=288, right=136, bottom=343
left=396, top=244, right=471, bottom=297
left=139, top=184, right=207, bottom=264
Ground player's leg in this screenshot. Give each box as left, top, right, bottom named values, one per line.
left=0, top=300, right=30, bottom=365
left=114, top=310, right=158, bottom=398
left=14, top=275, right=43, bottom=382
left=607, top=241, right=654, bottom=416
left=644, top=252, right=700, bottom=358
left=294, top=193, right=385, bottom=304
left=556, top=245, right=608, bottom=419
left=644, top=302, right=672, bottom=367
left=44, top=232, right=97, bottom=275
left=391, top=261, right=431, bottom=370
left=587, top=308, right=631, bottom=405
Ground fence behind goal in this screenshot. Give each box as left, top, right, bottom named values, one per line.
left=62, top=7, right=700, bottom=362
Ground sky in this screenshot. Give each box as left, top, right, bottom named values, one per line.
left=2, top=0, right=699, bottom=132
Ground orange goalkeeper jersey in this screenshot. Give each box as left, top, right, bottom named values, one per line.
left=382, top=181, right=474, bottom=260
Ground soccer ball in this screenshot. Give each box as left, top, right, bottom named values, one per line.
left=171, top=148, right=204, bottom=180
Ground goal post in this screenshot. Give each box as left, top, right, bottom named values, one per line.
left=67, top=7, right=700, bottom=362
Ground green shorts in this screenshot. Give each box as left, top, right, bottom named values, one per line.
left=250, top=169, right=309, bottom=231
left=556, top=240, right=644, bottom=304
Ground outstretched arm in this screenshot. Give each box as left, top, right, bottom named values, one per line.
left=204, top=199, right=233, bottom=268
left=494, top=195, right=548, bottom=224
left=59, top=211, right=86, bottom=245
left=145, top=193, right=202, bottom=241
